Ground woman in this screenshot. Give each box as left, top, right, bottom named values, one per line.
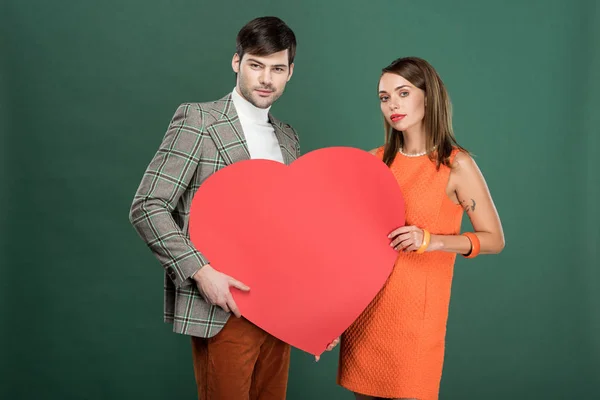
left=336, top=57, right=505, bottom=400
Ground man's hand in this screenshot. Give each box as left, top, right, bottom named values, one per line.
left=315, top=337, right=340, bottom=362
left=192, top=264, right=250, bottom=318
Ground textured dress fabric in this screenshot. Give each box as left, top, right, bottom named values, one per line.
left=337, top=147, right=463, bottom=400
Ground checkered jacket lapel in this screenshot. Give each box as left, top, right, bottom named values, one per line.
left=270, top=113, right=298, bottom=165
left=209, top=94, right=298, bottom=166
left=206, top=95, right=251, bottom=165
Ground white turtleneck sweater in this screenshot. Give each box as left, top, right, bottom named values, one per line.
left=231, top=87, right=284, bottom=163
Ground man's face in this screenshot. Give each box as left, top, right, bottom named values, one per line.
left=232, top=49, right=294, bottom=109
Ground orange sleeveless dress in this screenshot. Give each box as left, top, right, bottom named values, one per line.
left=337, top=147, right=463, bottom=400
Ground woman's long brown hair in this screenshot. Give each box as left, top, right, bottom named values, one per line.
left=380, top=57, right=468, bottom=169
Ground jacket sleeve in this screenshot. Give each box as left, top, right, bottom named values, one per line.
left=129, top=103, right=209, bottom=288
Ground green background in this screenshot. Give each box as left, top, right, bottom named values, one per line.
left=2, top=0, right=598, bottom=398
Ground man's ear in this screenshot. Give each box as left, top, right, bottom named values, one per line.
left=287, top=62, right=294, bottom=82
left=232, top=53, right=240, bottom=73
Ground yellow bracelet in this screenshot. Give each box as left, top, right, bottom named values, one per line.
left=416, top=229, right=431, bottom=254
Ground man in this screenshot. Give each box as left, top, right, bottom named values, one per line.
left=129, top=16, right=299, bottom=399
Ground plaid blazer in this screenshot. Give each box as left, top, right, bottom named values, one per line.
left=129, top=93, right=300, bottom=338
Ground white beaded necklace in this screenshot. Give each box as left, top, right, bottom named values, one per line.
left=399, top=147, right=430, bottom=157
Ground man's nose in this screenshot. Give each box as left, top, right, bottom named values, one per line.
left=259, top=69, right=272, bottom=86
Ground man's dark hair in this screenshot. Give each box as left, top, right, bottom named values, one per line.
left=236, top=16, right=296, bottom=65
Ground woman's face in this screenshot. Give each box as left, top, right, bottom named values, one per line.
left=378, top=72, right=426, bottom=134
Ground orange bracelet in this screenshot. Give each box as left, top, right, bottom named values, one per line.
left=462, top=232, right=480, bottom=258
left=416, top=229, right=431, bottom=254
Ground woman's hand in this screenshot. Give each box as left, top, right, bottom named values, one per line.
left=388, top=225, right=427, bottom=252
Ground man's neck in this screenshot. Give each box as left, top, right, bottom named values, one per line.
left=232, top=87, right=270, bottom=123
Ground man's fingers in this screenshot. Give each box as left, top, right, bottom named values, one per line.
left=229, top=277, right=250, bottom=291
left=218, top=301, right=230, bottom=313
left=195, top=284, right=209, bottom=302
left=226, top=294, right=242, bottom=318
left=324, top=337, right=340, bottom=351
